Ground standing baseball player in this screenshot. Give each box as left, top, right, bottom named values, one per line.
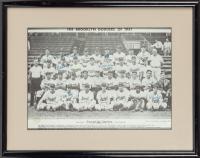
left=29, top=59, right=43, bottom=107
left=42, top=60, right=57, bottom=79
left=130, top=71, right=141, bottom=90
left=40, top=49, right=55, bottom=68
left=79, top=70, right=92, bottom=90
left=163, top=38, right=172, bottom=56
left=149, top=48, right=164, bottom=80
left=141, top=70, right=156, bottom=92
left=137, top=46, right=151, bottom=79
left=128, top=85, right=145, bottom=111
left=113, top=45, right=126, bottom=64
left=146, top=84, right=167, bottom=111
left=152, top=40, right=163, bottom=55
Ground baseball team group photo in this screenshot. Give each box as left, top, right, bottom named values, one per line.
left=27, top=28, right=172, bottom=129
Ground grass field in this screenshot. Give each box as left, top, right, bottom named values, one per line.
left=28, top=107, right=171, bottom=129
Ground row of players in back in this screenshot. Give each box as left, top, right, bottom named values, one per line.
left=36, top=44, right=166, bottom=81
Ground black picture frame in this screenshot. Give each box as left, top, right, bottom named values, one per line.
left=0, top=0, right=199, bottom=157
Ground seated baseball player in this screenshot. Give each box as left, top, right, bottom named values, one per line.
left=59, top=85, right=77, bottom=111
left=37, top=84, right=63, bottom=111
left=36, top=72, right=55, bottom=103
left=112, top=83, right=129, bottom=111
left=74, top=84, right=96, bottom=111
left=96, top=83, right=113, bottom=111
left=128, top=85, right=146, bottom=112
left=146, top=84, right=167, bottom=111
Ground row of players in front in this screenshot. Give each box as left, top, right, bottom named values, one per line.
left=37, top=82, right=168, bottom=112
left=35, top=70, right=171, bottom=111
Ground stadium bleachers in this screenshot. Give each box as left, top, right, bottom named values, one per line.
left=84, top=33, right=124, bottom=52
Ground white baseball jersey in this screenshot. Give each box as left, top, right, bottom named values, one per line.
left=40, top=55, right=55, bottom=65
left=140, top=65, right=153, bottom=78
left=152, top=41, right=163, bottom=49
left=29, top=65, right=43, bottom=78
left=147, top=91, right=163, bottom=103
left=164, top=41, right=172, bottom=50
left=115, top=89, right=129, bottom=102
left=79, top=77, right=92, bottom=90
left=97, top=90, right=111, bottom=104
left=127, top=63, right=140, bottom=73
left=62, top=90, right=76, bottom=102
left=104, top=77, right=117, bottom=89
left=113, top=52, right=126, bottom=62
left=91, top=54, right=103, bottom=63
left=114, top=65, right=128, bottom=75
left=40, top=79, right=55, bottom=90
left=79, top=90, right=94, bottom=103
left=137, top=51, right=150, bottom=65
left=116, top=77, right=130, bottom=87
left=149, top=54, right=163, bottom=67
left=126, top=55, right=139, bottom=63
left=141, top=77, right=156, bottom=89
left=69, top=63, right=82, bottom=76
left=79, top=55, right=90, bottom=65
left=41, top=90, right=59, bottom=104
left=64, top=55, right=73, bottom=64
left=100, top=60, right=114, bottom=72
left=91, top=77, right=102, bottom=88
left=130, top=78, right=141, bottom=89
left=67, top=78, right=79, bottom=88
left=55, top=79, right=66, bottom=89
left=56, top=63, right=68, bottom=72
left=42, top=67, right=57, bottom=77
left=86, top=64, right=101, bottom=77
left=129, top=90, right=145, bottom=99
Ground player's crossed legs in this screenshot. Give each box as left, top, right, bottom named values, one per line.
left=36, top=100, right=167, bottom=112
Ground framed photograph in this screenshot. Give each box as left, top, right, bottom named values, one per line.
left=1, top=0, right=199, bottom=157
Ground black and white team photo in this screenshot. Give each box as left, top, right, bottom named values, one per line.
left=27, top=28, right=172, bottom=129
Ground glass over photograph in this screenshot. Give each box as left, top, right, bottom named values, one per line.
left=27, top=28, right=172, bottom=129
